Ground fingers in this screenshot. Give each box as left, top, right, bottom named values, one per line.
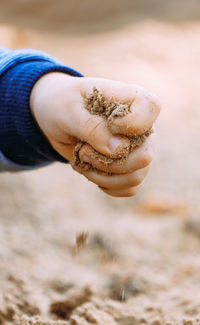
left=100, top=186, right=141, bottom=198
left=72, top=77, right=159, bottom=198
left=65, top=77, right=160, bottom=159
left=75, top=166, right=149, bottom=190
left=80, top=77, right=146, bottom=103
left=109, top=92, right=161, bottom=136
left=79, top=77, right=161, bottom=136
left=78, top=135, right=155, bottom=174
left=68, top=103, right=130, bottom=158
left=78, top=113, right=130, bottom=158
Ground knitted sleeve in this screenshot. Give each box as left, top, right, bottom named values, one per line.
left=0, top=47, right=83, bottom=171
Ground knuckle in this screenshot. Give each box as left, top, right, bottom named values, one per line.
left=102, top=186, right=139, bottom=198
left=148, top=94, right=162, bottom=114
left=130, top=174, right=143, bottom=186
left=102, top=189, right=116, bottom=197
left=141, top=152, right=153, bottom=167
left=125, top=188, right=138, bottom=197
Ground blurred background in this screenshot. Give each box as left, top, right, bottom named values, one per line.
left=0, top=1, right=200, bottom=324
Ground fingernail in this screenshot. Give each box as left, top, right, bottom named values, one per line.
left=82, top=155, right=90, bottom=163
left=109, top=136, right=121, bottom=153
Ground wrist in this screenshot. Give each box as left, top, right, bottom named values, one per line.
left=30, top=73, right=74, bottom=144
left=31, top=72, right=66, bottom=125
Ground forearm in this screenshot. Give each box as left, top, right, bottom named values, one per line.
left=0, top=47, right=83, bottom=171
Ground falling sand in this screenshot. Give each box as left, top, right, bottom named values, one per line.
left=72, top=232, right=89, bottom=256
left=2, top=1, right=200, bottom=324
left=72, top=87, right=153, bottom=171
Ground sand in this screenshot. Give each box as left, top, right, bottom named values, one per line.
left=73, top=232, right=89, bottom=255
left=85, top=87, right=132, bottom=121
left=0, top=1, right=200, bottom=324
left=72, top=87, right=153, bottom=171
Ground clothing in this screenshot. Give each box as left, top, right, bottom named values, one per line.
left=0, top=47, right=83, bottom=171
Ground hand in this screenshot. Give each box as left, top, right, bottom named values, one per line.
left=30, top=73, right=161, bottom=197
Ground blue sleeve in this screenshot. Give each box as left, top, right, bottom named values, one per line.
left=0, top=47, right=83, bottom=171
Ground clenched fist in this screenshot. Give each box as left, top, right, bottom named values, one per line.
left=30, top=73, right=161, bottom=197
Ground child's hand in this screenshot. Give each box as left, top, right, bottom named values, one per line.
left=30, top=73, right=161, bottom=197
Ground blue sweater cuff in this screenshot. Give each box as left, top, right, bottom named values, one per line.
left=0, top=59, right=83, bottom=166
left=0, top=150, right=51, bottom=172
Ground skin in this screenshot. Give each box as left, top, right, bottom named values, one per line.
left=30, top=73, right=161, bottom=197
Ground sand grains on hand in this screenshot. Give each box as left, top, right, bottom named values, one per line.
left=72, top=87, right=153, bottom=171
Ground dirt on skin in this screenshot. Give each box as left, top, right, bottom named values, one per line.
left=1, top=1, right=200, bottom=325
left=72, top=87, right=153, bottom=171
left=85, top=87, right=132, bottom=122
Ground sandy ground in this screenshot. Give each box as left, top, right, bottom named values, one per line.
left=1, top=1, right=200, bottom=324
